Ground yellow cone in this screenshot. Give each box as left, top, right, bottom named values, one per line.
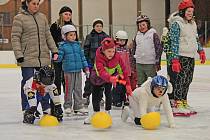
left=140, top=112, right=161, bottom=130
left=39, top=114, right=59, bottom=127
left=91, top=112, right=112, bottom=129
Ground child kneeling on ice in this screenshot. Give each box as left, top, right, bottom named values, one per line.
left=23, top=66, right=63, bottom=124
left=84, top=37, right=132, bottom=124
left=121, top=75, right=175, bottom=128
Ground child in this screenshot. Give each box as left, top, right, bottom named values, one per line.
left=84, top=37, right=132, bottom=124
left=112, top=30, right=134, bottom=107
left=23, top=65, right=63, bottom=124
left=132, top=15, right=163, bottom=87
left=121, top=75, right=175, bottom=128
left=166, top=0, right=206, bottom=116
left=56, top=25, right=89, bottom=115
left=82, top=18, right=109, bottom=106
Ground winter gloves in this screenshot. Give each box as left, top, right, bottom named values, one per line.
left=17, top=57, right=24, bottom=63
left=134, top=117, right=141, bottom=125
left=198, top=50, right=206, bottom=64
left=172, top=59, right=181, bottom=73
left=109, top=75, right=132, bottom=96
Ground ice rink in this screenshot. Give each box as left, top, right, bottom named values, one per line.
left=0, top=66, right=210, bottom=140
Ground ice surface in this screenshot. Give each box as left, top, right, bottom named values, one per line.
left=0, top=66, right=210, bottom=140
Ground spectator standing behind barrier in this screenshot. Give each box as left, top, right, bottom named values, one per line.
left=11, top=0, right=58, bottom=121
left=131, top=15, right=163, bottom=87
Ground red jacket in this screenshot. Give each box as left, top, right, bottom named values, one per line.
left=94, top=46, right=130, bottom=86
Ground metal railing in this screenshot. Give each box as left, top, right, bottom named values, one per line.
left=0, top=21, right=210, bottom=50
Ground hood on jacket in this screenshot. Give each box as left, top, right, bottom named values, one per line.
left=167, top=12, right=185, bottom=26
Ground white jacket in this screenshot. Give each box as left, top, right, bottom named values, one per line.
left=130, top=77, right=175, bottom=127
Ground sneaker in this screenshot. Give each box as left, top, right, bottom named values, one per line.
left=172, top=100, right=191, bottom=117
left=121, top=106, right=129, bottom=122
left=182, top=100, right=197, bottom=115
left=64, top=108, right=73, bottom=115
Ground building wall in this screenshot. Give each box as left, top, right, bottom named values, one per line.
left=51, top=0, right=164, bottom=39
left=0, top=0, right=50, bottom=50
left=141, top=0, right=165, bottom=35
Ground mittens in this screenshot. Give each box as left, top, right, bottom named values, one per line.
left=172, top=59, right=181, bottom=73
left=198, top=50, right=206, bottom=64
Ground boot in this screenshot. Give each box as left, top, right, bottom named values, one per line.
left=84, top=112, right=97, bottom=125
left=52, top=104, right=63, bottom=122
left=182, top=100, right=197, bottom=115
left=171, top=100, right=191, bottom=117
left=23, top=106, right=37, bottom=124
left=121, top=106, right=130, bottom=122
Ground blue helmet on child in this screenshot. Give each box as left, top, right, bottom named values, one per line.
left=151, top=75, right=168, bottom=97
left=151, top=75, right=168, bottom=89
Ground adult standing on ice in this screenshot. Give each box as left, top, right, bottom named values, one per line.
left=11, top=0, right=58, bottom=117
left=166, top=0, right=206, bottom=116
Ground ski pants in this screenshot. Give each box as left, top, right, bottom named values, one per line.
left=168, top=56, right=194, bottom=100
left=92, top=83, right=112, bottom=112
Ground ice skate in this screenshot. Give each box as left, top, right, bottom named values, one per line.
left=64, top=108, right=73, bottom=117
left=23, top=106, right=37, bottom=124
left=172, top=100, right=191, bottom=117
left=121, top=106, right=130, bottom=122
left=52, top=104, right=63, bottom=122
left=74, top=108, right=88, bottom=116
left=182, top=100, right=197, bottom=115
left=84, top=116, right=91, bottom=124
left=83, top=97, right=90, bottom=108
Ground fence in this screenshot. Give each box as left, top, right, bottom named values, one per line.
left=1, top=21, right=210, bottom=50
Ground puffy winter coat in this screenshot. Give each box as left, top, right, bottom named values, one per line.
left=57, top=41, right=88, bottom=72
left=11, top=8, right=57, bottom=67
left=90, top=46, right=130, bottom=86
left=131, top=77, right=174, bottom=127
left=83, top=29, right=109, bottom=65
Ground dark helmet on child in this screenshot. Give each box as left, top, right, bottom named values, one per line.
left=151, top=75, right=168, bottom=95
left=39, top=65, right=55, bottom=85
left=136, top=15, right=150, bottom=24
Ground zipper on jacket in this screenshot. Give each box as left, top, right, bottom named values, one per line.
left=32, top=14, right=41, bottom=67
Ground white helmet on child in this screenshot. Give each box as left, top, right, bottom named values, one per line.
left=115, top=30, right=128, bottom=40
left=61, top=25, right=76, bottom=35
left=61, top=25, right=76, bottom=40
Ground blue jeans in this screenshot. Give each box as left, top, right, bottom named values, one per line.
left=21, top=67, right=50, bottom=111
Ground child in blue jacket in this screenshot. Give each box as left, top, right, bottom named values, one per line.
left=56, top=25, right=89, bottom=115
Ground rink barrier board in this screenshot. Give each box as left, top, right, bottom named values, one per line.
left=0, top=60, right=210, bottom=68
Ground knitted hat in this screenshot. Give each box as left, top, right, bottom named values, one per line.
left=59, top=6, right=72, bottom=14
left=92, top=18, right=103, bottom=28
left=178, top=0, right=194, bottom=11
left=101, top=38, right=115, bottom=51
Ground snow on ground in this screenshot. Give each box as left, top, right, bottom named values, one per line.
left=0, top=66, right=210, bottom=140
